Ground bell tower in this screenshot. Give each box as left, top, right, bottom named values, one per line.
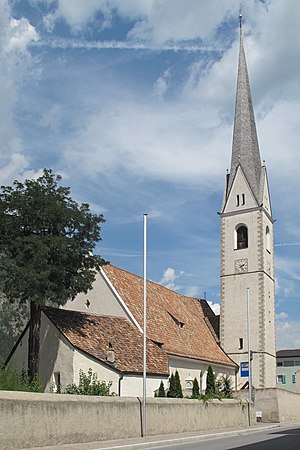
left=220, top=16, right=276, bottom=389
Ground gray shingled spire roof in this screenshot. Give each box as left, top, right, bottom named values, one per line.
left=227, top=19, right=262, bottom=203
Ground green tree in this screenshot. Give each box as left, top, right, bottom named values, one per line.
left=205, top=365, right=216, bottom=396
left=158, top=380, right=166, bottom=397
left=0, top=169, right=106, bottom=380
left=218, top=374, right=233, bottom=398
left=174, top=370, right=183, bottom=398
left=167, top=373, right=176, bottom=397
left=191, top=377, right=200, bottom=399
left=64, top=369, right=114, bottom=396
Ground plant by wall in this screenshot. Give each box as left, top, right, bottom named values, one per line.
left=167, top=371, right=183, bottom=398
left=158, top=380, right=166, bottom=397
left=0, top=366, right=43, bottom=392
left=205, top=365, right=216, bottom=396
left=174, top=370, right=183, bottom=398
left=64, top=369, right=115, bottom=396
left=191, top=377, right=200, bottom=399
left=218, top=374, right=233, bottom=398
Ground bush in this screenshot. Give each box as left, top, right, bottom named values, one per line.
left=167, top=371, right=183, bottom=398
left=64, top=368, right=115, bottom=396
left=217, top=374, right=233, bottom=398
left=158, top=380, right=165, bottom=397
left=191, top=377, right=200, bottom=399
left=205, top=365, right=216, bottom=396
left=0, top=366, right=43, bottom=392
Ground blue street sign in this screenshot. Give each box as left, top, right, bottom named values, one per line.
left=240, top=361, right=249, bottom=377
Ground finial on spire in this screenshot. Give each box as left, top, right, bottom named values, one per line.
left=239, top=6, right=243, bottom=28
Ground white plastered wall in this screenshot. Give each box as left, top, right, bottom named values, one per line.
left=168, top=355, right=236, bottom=394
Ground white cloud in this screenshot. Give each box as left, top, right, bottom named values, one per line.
left=276, top=320, right=300, bottom=350
left=276, top=312, right=288, bottom=320
left=61, top=96, right=231, bottom=186
left=159, top=267, right=183, bottom=291
left=40, top=0, right=238, bottom=42
left=43, top=0, right=110, bottom=32
left=0, top=1, right=39, bottom=159
left=207, top=300, right=220, bottom=316
left=0, top=153, right=42, bottom=185
left=40, top=104, right=63, bottom=131
left=153, top=68, right=172, bottom=100
left=185, top=286, right=199, bottom=297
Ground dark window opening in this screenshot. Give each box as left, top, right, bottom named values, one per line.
left=239, top=338, right=243, bottom=350
left=236, top=195, right=240, bottom=206
left=237, top=226, right=248, bottom=249
left=242, top=194, right=245, bottom=205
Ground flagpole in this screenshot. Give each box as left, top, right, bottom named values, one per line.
left=143, top=213, right=147, bottom=436
left=247, top=287, right=252, bottom=412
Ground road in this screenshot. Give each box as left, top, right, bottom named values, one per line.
left=23, top=424, right=300, bottom=450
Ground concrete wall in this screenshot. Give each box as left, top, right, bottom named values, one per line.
left=237, top=388, right=300, bottom=424
left=277, top=388, right=300, bottom=422
left=0, top=391, right=249, bottom=450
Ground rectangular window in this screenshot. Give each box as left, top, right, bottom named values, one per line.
left=276, top=374, right=286, bottom=384
left=292, top=374, right=296, bottom=384
left=236, top=195, right=240, bottom=206
left=283, top=360, right=294, bottom=367
left=277, top=362, right=283, bottom=367
left=295, top=361, right=300, bottom=366
left=242, top=194, right=245, bottom=205
left=239, top=338, right=243, bottom=350
left=53, top=372, right=61, bottom=392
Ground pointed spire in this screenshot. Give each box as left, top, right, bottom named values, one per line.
left=227, top=15, right=262, bottom=203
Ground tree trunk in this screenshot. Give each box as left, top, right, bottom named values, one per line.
left=28, top=301, right=41, bottom=381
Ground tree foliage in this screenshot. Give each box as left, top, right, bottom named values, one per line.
left=64, top=369, right=115, bottom=396
left=205, top=365, right=216, bottom=395
left=191, top=377, right=200, bottom=399
left=0, top=366, right=43, bottom=392
left=0, top=169, right=106, bottom=379
left=217, top=374, right=233, bottom=398
left=158, top=380, right=166, bottom=397
left=167, top=371, right=183, bottom=398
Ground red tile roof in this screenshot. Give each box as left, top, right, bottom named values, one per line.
left=102, top=265, right=236, bottom=368
left=44, top=307, right=169, bottom=376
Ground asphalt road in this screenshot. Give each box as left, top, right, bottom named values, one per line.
left=23, top=424, right=300, bottom=450
left=138, top=425, right=300, bottom=449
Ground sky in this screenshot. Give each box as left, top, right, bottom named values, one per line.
left=0, top=0, right=300, bottom=349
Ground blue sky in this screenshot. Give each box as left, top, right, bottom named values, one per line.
left=1, top=0, right=300, bottom=349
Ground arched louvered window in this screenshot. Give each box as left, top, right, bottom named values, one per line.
left=237, top=225, right=248, bottom=249
left=266, top=226, right=271, bottom=252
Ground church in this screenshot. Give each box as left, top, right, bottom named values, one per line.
left=6, top=18, right=276, bottom=395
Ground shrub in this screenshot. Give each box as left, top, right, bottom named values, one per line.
left=64, top=368, right=115, bottom=396
left=218, top=374, right=233, bottom=398
left=167, top=371, right=183, bottom=398
left=0, top=366, right=43, bottom=392
left=174, top=370, right=183, bottom=398
left=191, top=377, right=200, bottom=399
left=205, top=365, right=216, bottom=396
left=157, top=380, right=166, bottom=397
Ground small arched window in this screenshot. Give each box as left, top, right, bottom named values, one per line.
left=237, top=225, right=248, bottom=249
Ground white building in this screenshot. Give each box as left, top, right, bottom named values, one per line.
left=8, top=264, right=237, bottom=396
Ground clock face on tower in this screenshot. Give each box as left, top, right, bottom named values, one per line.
left=234, top=258, right=248, bottom=273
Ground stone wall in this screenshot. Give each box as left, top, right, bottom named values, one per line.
left=0, top=391, right=248, bottom=450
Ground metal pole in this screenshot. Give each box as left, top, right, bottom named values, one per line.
left=143, top=214, right=147, bottom=436
left=247, top=288, right=252, bottom=410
